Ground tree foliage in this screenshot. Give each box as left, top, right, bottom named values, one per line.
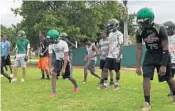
left=11, top=1, right=136, bottom=49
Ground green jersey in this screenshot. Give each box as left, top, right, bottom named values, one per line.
left=16, top=39, right=30, bottom=54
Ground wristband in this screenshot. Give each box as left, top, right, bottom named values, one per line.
left=161, top=50, right=169, bottom=66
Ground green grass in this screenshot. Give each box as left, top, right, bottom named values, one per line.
left=1, top=68, right=175, bottom=111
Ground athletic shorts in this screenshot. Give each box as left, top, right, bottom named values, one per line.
left=5, top=54, right=11, bottom=65
left=14, top=56, right=27, bottom=67
left=38, top=57, right=49, bottom=70
left=142, top=51, right=172, bottom=82
left=53, top=60, right=72, bottom=79
left=100, top=59, right=106, bottom=69
left=85, top=60, right=96, bottom=73
left=104, top=58, right=121, bottom=71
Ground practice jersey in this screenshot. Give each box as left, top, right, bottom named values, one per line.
left=0, top=40, right=10, bottom=57
left=86, top=44, right=97, bottom=61
left=168, top=34, right=175, bottom=67
left=99, top=38, right=109, bottom=60
left=15, top=39, right=30, bottom=56
left=107, top=30, right=123, bottom=58
left=136, top=25, right=168, bottom=52
left=49, top=40, right=69, bottom=60
left=39, top=39, right=49, bottom=57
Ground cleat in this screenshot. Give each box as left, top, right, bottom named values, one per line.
left=11, top=78, right=17, bottom=83
left=142, top=102, right=151, bottom=111
left=74, top=87, right=79, bottom=93
left=114, top=83, right=119, bottom=90
left=20, top=78, right=25, bottom=82
left=50, top=92, right=56, bottom=97
left=99, top=83, right=108, bottom=89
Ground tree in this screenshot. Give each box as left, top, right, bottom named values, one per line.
left=12, top=1, right=136, bottom=49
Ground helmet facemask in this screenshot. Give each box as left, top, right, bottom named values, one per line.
left=106, top=19, right=119, bottom=33
left=165, top=26, right=174, bottom=36
left=137, top=18, right=154, bottom=29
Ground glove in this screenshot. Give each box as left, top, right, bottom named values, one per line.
left=24, top=56, right=28, bottom=61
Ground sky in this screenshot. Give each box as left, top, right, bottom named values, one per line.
left=0, top=0, right=175, bottom=27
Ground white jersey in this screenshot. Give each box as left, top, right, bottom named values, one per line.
left=168, top=34, right=175, bottom=66
left=49, top=40, right=69, bottom=60
left=107, top=30, right=123, bottom=58
left=99, top=38, right=109, bottom=60
left=86, top=44, right=97, bottom=61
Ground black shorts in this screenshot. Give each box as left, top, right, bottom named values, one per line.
left=104, top=58, right=121, bottom=71
left=5, top=54, right=11, bottom=65
left=100, top=59, right=105, bottom=69
left=53, top=60, right=72, bottom=79
left=142, top=51, right=172, bottom=82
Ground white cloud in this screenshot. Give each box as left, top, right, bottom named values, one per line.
left=0, top=0, right=22, bottom=27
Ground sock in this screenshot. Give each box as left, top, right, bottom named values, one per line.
left=172, top=90, right=175, bottom=96
left=110, top=79, right=113, bottom=82
left=116, top=80, right=119, bottom=83
left=104, top=78, right=108, bottom=83
left=74, top=83, right=78, bottom=88
left=52, top=88, right=56, bottom=93
left=42, top=74, right=45, bottom=78
left=101, top=79, right=104, bottom=83
left=144, top=96, right=150, bottom=104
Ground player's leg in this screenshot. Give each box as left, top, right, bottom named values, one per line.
left=113, top=60, right=121, bottom=90
left=83, top=61, right=90, bottom=83
left=1, top=58, right=11, bottom=82
left=99, top=60, right=104, bottom=84
left=50, top=60, right=61, bottom=97
left=12, top=57, right=20, bottom=82
left=21, top=56, right=27, bottom=82
left=41, top=70, right=45, bottom=79
left=89, top=60, right=101, bottom=79
left=44, top=57, right=50, bottom=79
left=99, top=60, right=106, bottom=84
left=7, top=54, right=12, bottom=74
left=142, top=65, right=154, bottom=111
left=158, top=65, right=175, bottom=103
left=99, top=58, right=111, bottom=89
left=109, top=70, right=114, bottom=86
left=65, top=62, right=79, bottom=92
left=168, top=68, right=175, bottom=96
left=38, top=57, right=45, bottom=79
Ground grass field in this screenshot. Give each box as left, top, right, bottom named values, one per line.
left=1, top=67, right=175, bottom=111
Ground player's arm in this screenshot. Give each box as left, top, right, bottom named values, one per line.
left=117, top=33, right=124, bottom=60
left=90, top=45, right=100, bottom=58
left=136, top=30, right=143, bottom=69
left=48, top=44, right=53, bottom=71
left=62, top=42, right=69, bottom=74
left=160, top=26, right=169, bottom=67
left=65, top=38, right=76, bottom=48
left=42, top=41, right=49, bottom=54
left=26, top=42, right=30, bottom=57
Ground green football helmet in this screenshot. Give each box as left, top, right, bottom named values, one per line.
left=136, top=8, right=155, bottom=28
left=17, top=30, right=26, bottom=39
left=46, top=29, right=59, bottom=44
